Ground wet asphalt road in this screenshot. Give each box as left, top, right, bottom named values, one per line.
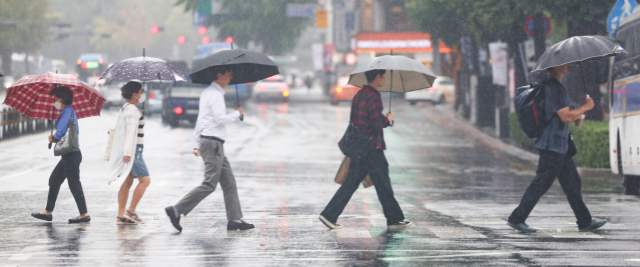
left=1, top=87, right=640, bottom=266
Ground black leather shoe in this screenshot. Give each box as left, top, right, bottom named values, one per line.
left=165, top=206, right=182, bottom=232
left=31, top=213, right=52, bottom=221
left=579, top=219, right=607, bottom=232
left=227, top=220, right=255, bottom=230
left=69, top=216, right=91, bottom=224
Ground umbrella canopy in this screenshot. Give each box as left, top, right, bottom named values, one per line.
left=531, top=35, right=625, bottom=73
left=3, top=72, right=105, bottom=119
left=348, top=55, right=437, bottom=92
left=190, top=49, right=279, bottom=85
left=100, top=56, right=187, bottom=81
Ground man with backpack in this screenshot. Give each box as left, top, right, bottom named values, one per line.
left=508, top=64, right=607, bottom=233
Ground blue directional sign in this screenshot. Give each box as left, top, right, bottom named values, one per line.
left=286, top=4, right=316, bottom=17
left=608, top=0, right=638, bottom=37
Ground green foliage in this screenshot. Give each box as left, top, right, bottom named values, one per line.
left=0, top=0, right=51, bottom=53
left=508, top=112, right=610, bottom=168
left=177, top=0, right=314, bottom=55
left=570, top=120, right=610, bottom=169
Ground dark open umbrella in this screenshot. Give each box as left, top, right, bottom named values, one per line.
left=531, top=36, right=626, bottom=95
left=190, top=47, right=279, bottom=121
left=348, top=52, right=437, bottom=126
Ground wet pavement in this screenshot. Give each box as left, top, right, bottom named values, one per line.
left=1, top=86, right=640, bottom=266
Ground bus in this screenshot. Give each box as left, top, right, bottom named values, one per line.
left=610, top=10, right=640, bottom=194
left=76, top=53, right=107, bottom=82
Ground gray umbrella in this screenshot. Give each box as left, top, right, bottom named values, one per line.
left=348, top=54, right=436, bottom=126
left=531, top=35, right=625, bottom=73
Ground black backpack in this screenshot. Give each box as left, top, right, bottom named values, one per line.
left=514, top=81, right=549, bottom=138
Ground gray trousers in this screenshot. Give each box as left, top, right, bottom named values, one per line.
left=174, top=139, right=243, bottom=221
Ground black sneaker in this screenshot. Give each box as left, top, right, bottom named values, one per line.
left=579, top=219, right=607, bottom=232
left=165, top=206, right=182, bottom=232
left=227, top=220, right=255, bottom=230
left=31, top=213, right=52, bottom=221
left=319, top=215, right=342, bottom=229
left=68, top=216, right=91, bottom=224
left=388, top=220, right=413, bottom=230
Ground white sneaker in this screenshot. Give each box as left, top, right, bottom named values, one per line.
left=387, top=220, right=412, bottom=230
left=319, top=215, right=342, bottom=229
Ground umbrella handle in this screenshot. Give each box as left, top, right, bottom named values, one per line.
left=240, top=115, right=244, bottom=121
left=48, top=142, right=52, bottom=149
left=389, top=121, right=394, bottom=127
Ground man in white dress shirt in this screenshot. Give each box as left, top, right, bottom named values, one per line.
left=165, top=67, right=254, bottom=231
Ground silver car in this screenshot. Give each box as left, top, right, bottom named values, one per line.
left=252, top=74, right=290, bottom=102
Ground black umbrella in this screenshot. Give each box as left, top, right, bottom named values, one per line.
left=190, top=47, right=279, bottom=121
left=531, top=36, right=625, bottom=73
left=531, top=36, right=625, bottom=95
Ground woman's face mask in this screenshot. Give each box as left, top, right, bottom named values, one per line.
left=137, top=92, right=146, bottom=104
left=53, top=100, right=63, bottom=110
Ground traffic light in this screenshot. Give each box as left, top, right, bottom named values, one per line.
left=202, top=37, right=210, bottom=44
left=226, top=37, right=233, bottom=44
left=177, top=36, right=185, bottom=44
left=150, top=25, right=162, bottom=34
left=198, top=26, right=207, bottom=34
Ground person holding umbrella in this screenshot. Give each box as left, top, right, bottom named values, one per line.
left=165, top=66, right=251, bottom=232
left=507, top=36, right=623, bottom=233
left=319, top=69, right=411, bottom=230
left=165, top=47, right=278, bottom=232
left=31, top=86, right=90, bottom=223
left=104, top=81, right=151, bottom=224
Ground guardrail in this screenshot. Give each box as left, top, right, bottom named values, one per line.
left=1, top=107, right=50, bottom=141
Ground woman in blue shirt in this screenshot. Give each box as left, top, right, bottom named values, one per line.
left=31, top=86, right=90, bottom=223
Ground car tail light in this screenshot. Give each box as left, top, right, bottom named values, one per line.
left=428, top=87, right=436, bottom=92
left=336, top=87, right=342, bottom=93
left=150, top=91, right=155, bottom=100
left=283, top=91, right=289, bottom=97
left=277, top=84, right=288, bottom=91
left=247, top=83, right=252, bottom=87
left=174, top=107, right=183, bottom=114
left=257, top=84, right=268, bottom=91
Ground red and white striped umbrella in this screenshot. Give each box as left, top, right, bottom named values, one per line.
left=3, top=72, right=106, bottom=120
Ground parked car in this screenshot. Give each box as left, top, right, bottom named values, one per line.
left=405, top=76, right=455, bottom=105
left=252, top=74, right=289, bottom=102
left=329, top=76, right=360, bottom=105
left=162, top=82, right=206, bottom=127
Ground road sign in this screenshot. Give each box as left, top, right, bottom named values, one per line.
left=323, top=44, right=334, bottom=71
left=608, top=0, right=638, bottom=37
left=524, top=15, right=550, bottom=38
left=287, top=3, right=316, bottom=17
left=316, top=9, right=328, bottom=28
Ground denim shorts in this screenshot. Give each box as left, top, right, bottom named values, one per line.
left=130, top=145, right=149, bottom=178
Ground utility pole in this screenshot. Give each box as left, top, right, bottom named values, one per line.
left=326, top=0, right=333, bottom=45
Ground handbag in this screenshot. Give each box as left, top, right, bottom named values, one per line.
left=104, top=128, right=116, bottom=161
left=338, top=123, right=373, bottom=160
left=334, top=156, right=373, bottom=188
left=54, top=112, right=79, bottom=156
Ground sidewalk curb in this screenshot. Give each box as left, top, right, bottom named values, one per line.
left=428, top=105, right=620, bottom=179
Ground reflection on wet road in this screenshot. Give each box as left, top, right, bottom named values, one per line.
left=1, top=90, right=639, bottom=266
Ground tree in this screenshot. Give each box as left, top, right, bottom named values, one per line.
left=0, top=0, right=51, bottom=76
left=176, top=0, right=314, bottom=55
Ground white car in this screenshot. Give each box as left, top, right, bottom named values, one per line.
left=252, top=74, right=289, bottom=102
left=405, top=76, right=455, bottom=105
left=102, top=81, right=128, bottom=108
